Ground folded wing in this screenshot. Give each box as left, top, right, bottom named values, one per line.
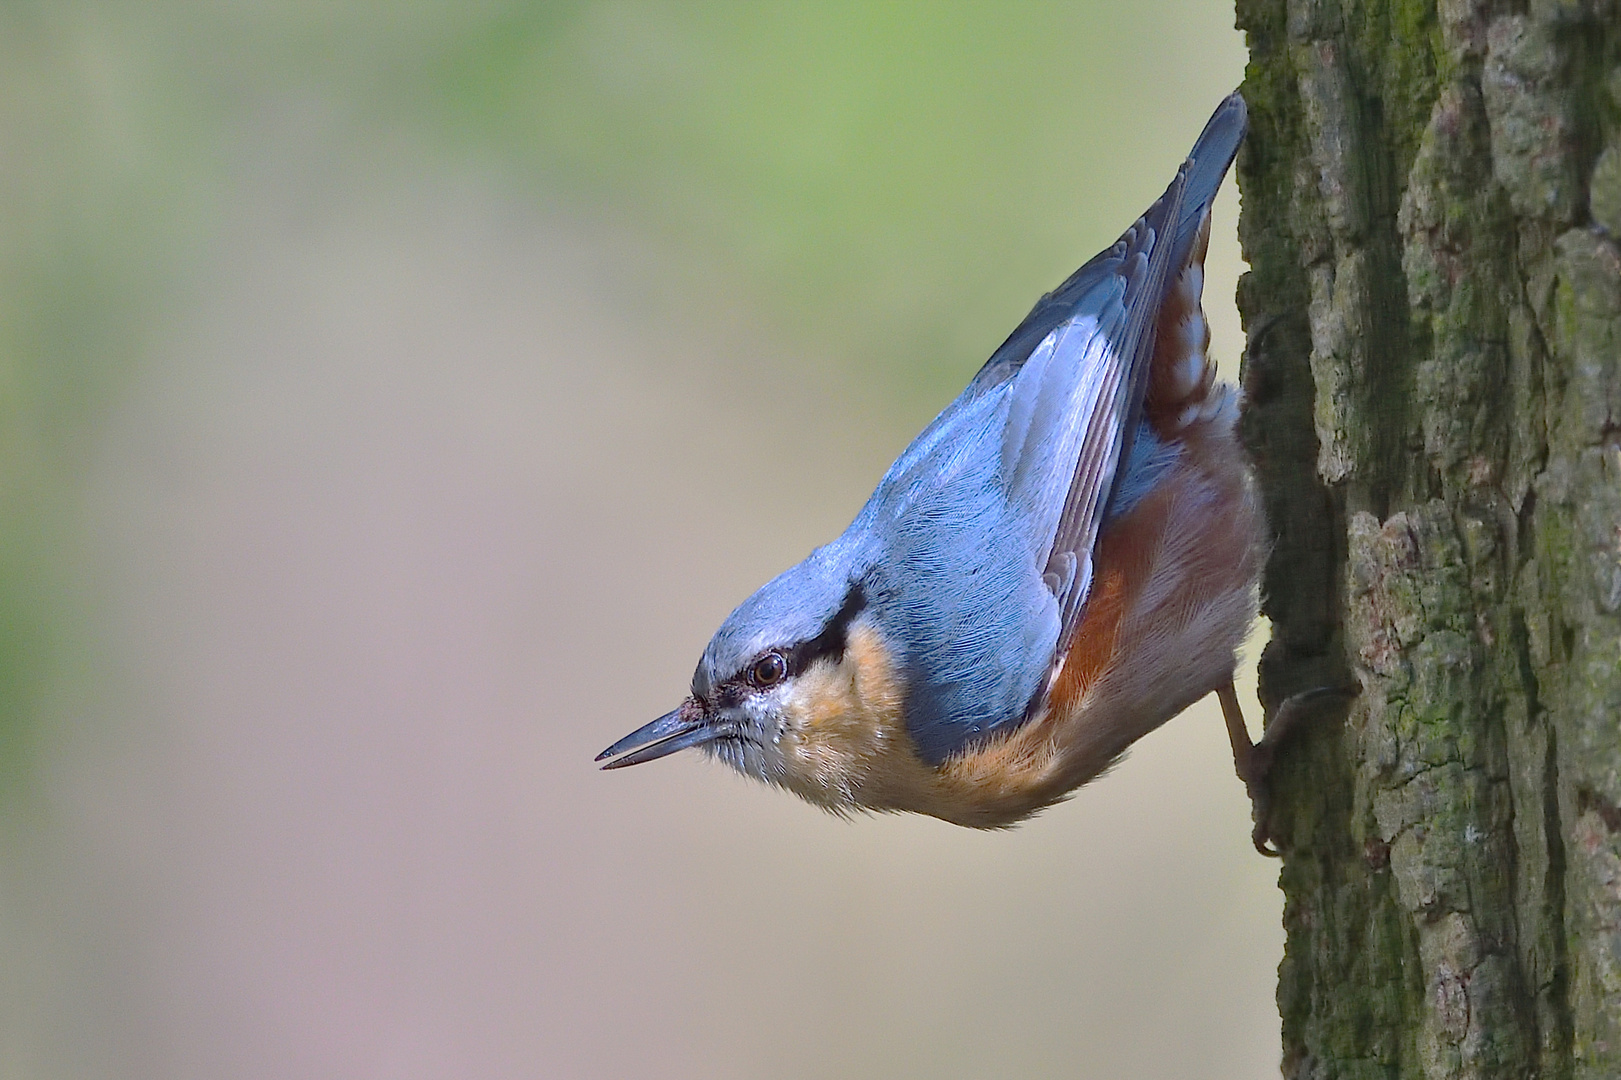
left=995, top=93, right=1248, bottom=716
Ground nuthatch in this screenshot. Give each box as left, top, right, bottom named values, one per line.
left=600, top=93, right=1338, bottom=854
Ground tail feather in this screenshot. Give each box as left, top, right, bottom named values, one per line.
left=966, top=93, right=1246, bottom=404
left=1146, top=93, right=1245, bottom=433
left=1170, top=93, right=1246, bottom=269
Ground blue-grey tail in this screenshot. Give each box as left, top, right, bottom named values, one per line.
left=1168, top=92, right=1246, bottom=269
left=963, top=93, right=1247, bottom=401
left=1094, top=94, right=1244, bottom=522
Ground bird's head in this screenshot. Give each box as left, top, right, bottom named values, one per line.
left=597, top=547, right=909, bottom=810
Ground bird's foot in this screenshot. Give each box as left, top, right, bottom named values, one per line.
left=1216, top=681, right=1359, bottom=857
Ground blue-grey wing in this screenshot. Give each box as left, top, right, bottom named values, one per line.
left=859, top=95, right=1247, bottom=525
left=1005, top=181, right=1185, bottom=657
left=871, top=94, right=1247, bottom=763
left=1038, top=93, right=1248, bottom=668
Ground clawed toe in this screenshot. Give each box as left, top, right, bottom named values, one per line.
left=1217, top=681, right=1358, bottom=857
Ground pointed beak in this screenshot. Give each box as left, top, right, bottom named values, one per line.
left=596, top=704, right=718, bottom=770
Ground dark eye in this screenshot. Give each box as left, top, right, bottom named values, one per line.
left=748, top=651, right=788, bottom=688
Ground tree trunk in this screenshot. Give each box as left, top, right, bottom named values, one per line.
left=1234, top=2, right=1621, bottom=1077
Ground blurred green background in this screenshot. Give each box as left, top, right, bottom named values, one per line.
left=0, top=4, right=1269, bottom=1078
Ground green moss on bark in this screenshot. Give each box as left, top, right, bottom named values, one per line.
left=1236, top=0, right=1621, bottom=1076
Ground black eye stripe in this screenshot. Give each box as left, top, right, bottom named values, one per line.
left=745, top=580, right=868, bottom=681
left=796, top=582, right=866, bottom=667
left=728, top=581, right=869, bottom=691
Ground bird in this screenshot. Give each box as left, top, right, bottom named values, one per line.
left=598, top=92, right=1338, bottom=854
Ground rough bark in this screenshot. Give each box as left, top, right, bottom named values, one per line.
left=1235, top=1, right=1621, bottom=1077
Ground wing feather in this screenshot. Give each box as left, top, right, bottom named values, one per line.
left=1023, top=94, right=1248, bottom=708
left=865, top=95, right=1248, bottom=761
left=1010, top=181, right=1186, bottom=691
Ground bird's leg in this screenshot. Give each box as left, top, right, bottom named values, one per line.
left=1216, top=680, right=1358, bottom=857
